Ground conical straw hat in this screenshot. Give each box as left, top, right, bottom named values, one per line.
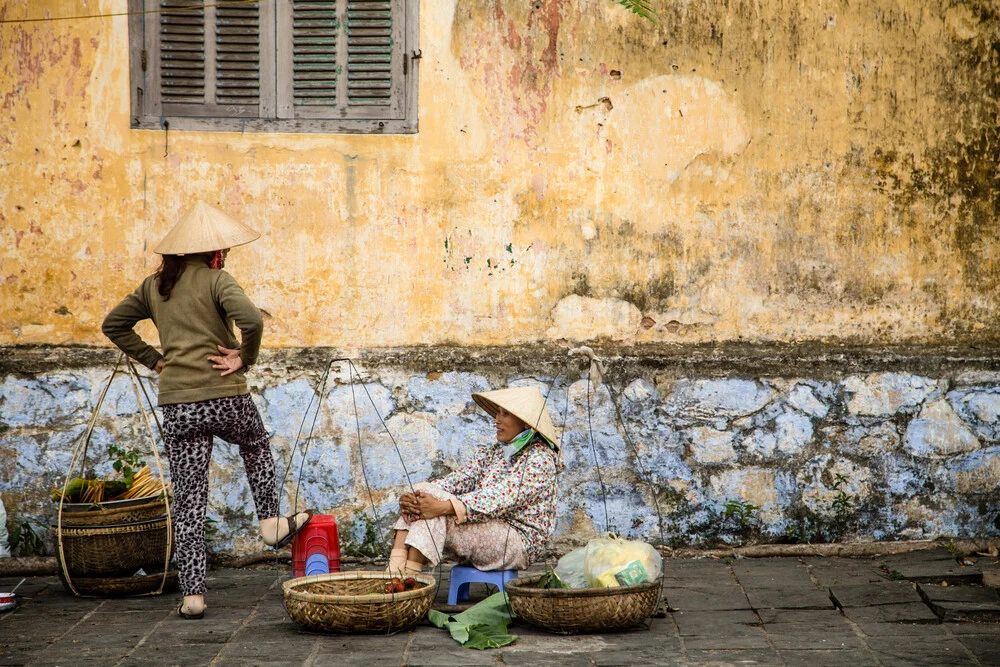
left=154, top=201, right=260, bottom=255
left=472, top=386, right=560, bottom=449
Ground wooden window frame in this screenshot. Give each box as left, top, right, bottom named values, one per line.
left=128, top=0, right=419, bottom=134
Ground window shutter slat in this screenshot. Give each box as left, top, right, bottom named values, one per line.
left=345, top=0, right=393, bottom=108
left=159, top=0, right=205, bottom=104
left=216, top=2, right=260, bottom=107
left=291, top=0, right=340, bottom=107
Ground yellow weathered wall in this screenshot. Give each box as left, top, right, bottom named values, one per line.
left=1, top=0, right=997, bottom=348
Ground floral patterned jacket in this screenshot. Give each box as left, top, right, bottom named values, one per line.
left=435, top=438, right=560, bottom=562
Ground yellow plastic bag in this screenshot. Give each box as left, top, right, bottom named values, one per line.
left=583, top=536, right=662, bottom=588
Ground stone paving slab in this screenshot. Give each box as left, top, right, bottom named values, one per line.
left=955, top=634, right=1000, bottom=665
left=924, top=600, right=1000, bottom=623
left=881, top=549, right=982, bottom=585
left=801, top=557, right=886, bottom=587
left=945, top=619, right=1000, bottom=634
left=850, top=619, right=953, bottom=637
left=683, top=648, right=782, bottom=664
left=31, top=648, right=130, bottom=667
left=310, top=657, right=413, bottom=667
left=672, top=610, right=770, bottom=650
left=756, top=608, right=843, bottom=624
left=864, top=636, right=976, bottom=666
left=662, top=583, right=751, bottom=611
left=671, top=609, right=759, bottom=635
left=829, top=581, right=925, bottom=607
left=917, top=582, right=1000, bottom=622
left=742, top=585, right=835, bottom=610
left=765, top=626, right=865, bottom=652
left=758, top=609, right=863, bottom=651
left=730, top=557, right=816, bottom=587
left=778, top=648, right=879, bottom=667
left=4, top=559, right=1000, bottom=666
left=841, top=602, right=941, bottom=625
left=918, top=582, right=1000, bottom=603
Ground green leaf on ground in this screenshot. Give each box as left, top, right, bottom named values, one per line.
left=427, top=592, right=517, bottom=649
left=464, top=623, right=517, bottom=650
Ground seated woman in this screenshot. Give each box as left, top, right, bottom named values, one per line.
left=389, top=386, right=562, bottom=575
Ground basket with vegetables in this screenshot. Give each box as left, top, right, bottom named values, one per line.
left=54, top=354, right=174, bottom=597
left=53, top=444, right=172, bottom=527
left=53, top=445, right=174, bottom=582
left=283, top=571, right=436, bottom=634
left=505, top=537, right=662, bottom=634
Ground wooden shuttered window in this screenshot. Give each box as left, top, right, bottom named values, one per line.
left=130, top=0, right=417, bottom=133
left=276, top=0, right=406, bottom=121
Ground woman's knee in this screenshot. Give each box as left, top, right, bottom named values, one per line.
left=412, top=481, right=449, bottom=500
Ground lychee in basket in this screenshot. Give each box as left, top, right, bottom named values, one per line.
left=283, top=570, right=436, bottom=634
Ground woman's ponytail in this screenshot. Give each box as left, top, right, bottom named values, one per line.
left=154, top=255, right=186, bottom=300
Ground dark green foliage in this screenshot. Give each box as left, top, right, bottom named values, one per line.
left=784, top=473, right=857, bottom=544
left=10, top=520, right=45, bottom=557
left=341, top=514, right=384, bottom=558
left=107, top=443, right=146, bottom=487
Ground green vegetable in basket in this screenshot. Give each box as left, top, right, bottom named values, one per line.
left=537, top=566, right=570, bottom=589
left=103, top=480, right=129, bottom=498
left=51, top=478, right=129, bottom=504
left=52, top=478, right=86, bottom=502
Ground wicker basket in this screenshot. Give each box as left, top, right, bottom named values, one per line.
left=283, top=571, right=436, bottom=634
left=57, top=569, right=179, bottom=597
left=505, top=574, right=660, bottom=634
left=55, top=518, right=173, bottom=577
left=57, top=495, right=169, bottom=527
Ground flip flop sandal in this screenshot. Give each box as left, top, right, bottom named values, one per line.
left=273, top=509, right=316, bottom=550
left=177, top=603, right=205, bottom=620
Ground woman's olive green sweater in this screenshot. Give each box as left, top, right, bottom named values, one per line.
left=102, top=259, right=263, bottom=406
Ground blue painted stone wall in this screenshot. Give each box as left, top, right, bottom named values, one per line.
left=2, top=352, right=999, bottom=556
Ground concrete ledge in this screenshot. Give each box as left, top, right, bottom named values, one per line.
left=4, top=342, right=1000, bottom=378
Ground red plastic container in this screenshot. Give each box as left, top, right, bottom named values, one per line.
left=291, top=514, right=341, bottom=578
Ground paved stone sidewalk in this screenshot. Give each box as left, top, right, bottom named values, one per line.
left=2, top=550, right=999, bottom=666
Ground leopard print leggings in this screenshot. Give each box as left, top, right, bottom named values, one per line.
left=163, top=393, right=279, bottom=595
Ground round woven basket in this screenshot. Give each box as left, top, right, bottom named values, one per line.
left=57, top=569, right=179, bottom=597
left=57, top=496, right=169, bottom=527
left=55, top=518, right=173, bottom=577
left=283, top=571, right=436, bottom=634
left=505, top=574, right=660, bottom=634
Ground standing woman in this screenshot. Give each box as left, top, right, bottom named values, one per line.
left=102, top=202, right=313, bottom=619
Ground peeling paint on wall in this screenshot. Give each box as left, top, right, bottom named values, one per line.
left=2, top=1, right=999, bottom=552
left=0, top=0, right=997, bottom=348
left=2, top=348, right=1000, bottom=555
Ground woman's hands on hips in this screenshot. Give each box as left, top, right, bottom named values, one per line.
left=208, top=345, right=244, bottom=377
left=399, top=490, right=453, bottom=522
left=154, top=359, right=165, bottom=374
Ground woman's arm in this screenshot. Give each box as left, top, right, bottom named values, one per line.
left=399, top=492, right=454, bottom=520
left=458, top=444, right=558, bottom=523
left=101, top=282, right=164, bottom=371
left=434, top=445, right=491, bottom=496
left=214, top=272, right=263, bottom=367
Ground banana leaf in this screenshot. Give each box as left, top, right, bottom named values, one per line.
left=427, top=591, right=517, bottom=649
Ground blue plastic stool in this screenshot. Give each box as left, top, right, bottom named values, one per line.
left=447, top=566, right=518, bottom=605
